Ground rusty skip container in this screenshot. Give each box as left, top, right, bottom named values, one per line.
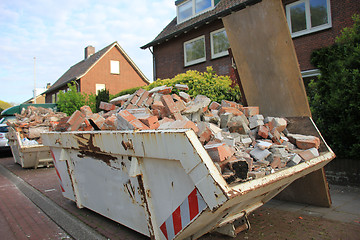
left=42, top=116, right=335, bottom=240
left=7, top=126, right=53, bottom=169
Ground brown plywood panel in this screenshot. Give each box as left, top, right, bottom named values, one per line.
left=222, top=0, right=311, bottom=117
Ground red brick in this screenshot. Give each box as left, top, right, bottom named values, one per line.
left=209, top=101, right=221, bottom=110
left=139, top=116, right=160, bottom=129
left=221, top=100, right=238, bottom=108
left=157, top=86, right=173, bottom=95
left=136, top=91, right=150, bottom=107
left=270, top=128, right=282, bottom=144
left=80, top=105, right=93, bottom=117
left=179, top=92, right=191, bottom=103
left=218, top=107, right=244, bottom=116
left=172, top=94, right=182, bottom=102
left=161, top=95, right=179, bottom=116
left=258, top=125, right=269, bottom=139
left=135, top=88, right=146, bottom=96
left=243, top=106, right=259, bottom=117
left=204, top=143, right=235, bottom=162
left=125, top=104, right=138, bottom=109
left=197, top=122, right=213, bottom=144
left=104, top=115, right=117, bottom=129
left=270, top=156, right=281, bottom=169
left=99, top=102, right=116, bottom=111
left=67, top=110, right=85, bottom=131
left=130, top=95, right=139, bottom=105
left=152, top=101, right=167, bottom=119
left=79, top=119, right=93, bottom=131
left=129, top=119, right=150, bottom=130
left=89, top=114, right=105, bottom=129
left=145, top=96, right=153, bottom=106
left=175, top=99, right=186, bottom=112
left=296, top=138, right=320, bottom=150
left=298, top=148, right=320, bottom=161
left=117, top=110, right=136, bottom=122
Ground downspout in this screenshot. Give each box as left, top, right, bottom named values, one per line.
left=148, top=47, right=156, bottom=82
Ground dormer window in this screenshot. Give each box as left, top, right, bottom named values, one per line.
left=176, top=0, right=219, bottom=24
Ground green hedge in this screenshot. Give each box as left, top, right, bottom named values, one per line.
left=113, top=67, right=242, bottom=104
left=308, top=14, right=360, bottom=159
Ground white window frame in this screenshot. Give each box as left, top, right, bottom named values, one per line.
left=286, top=0, right=332, bottom=38
left=96, top=84, right=106, bottom=95
left=177, top=0, right=215, bottom=24
left=110, top=60, right=120, bottom=74
left=184, top=35, right=206, bottom=67
left=210, top=28, right=230, bottom=59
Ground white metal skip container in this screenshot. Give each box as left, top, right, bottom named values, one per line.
left=7, top=127, right=53, bottom=169
left=41, top=116, right=335, bottom=240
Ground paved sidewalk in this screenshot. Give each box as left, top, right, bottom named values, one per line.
left=264, top=184, right=360, bottom=224
left=0, top=154, right=359, bottom=240
left=0, top=167, right=70, bottom=240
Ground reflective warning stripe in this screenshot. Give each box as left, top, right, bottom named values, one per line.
left=50, top=150, right=65, bottom=192
left=160, top=188, right=207, bottom=240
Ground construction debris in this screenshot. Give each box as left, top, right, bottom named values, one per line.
left=6, top=106, right=67, bottom=144
left=8, top=86, right=322, bottom=184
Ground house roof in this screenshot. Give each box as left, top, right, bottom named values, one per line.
left=46, top=42, right=149, bottom=94
left=141, top=0, right=261, bottom=49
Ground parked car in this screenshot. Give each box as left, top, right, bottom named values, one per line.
left=0, top=123, right=10, bottom=151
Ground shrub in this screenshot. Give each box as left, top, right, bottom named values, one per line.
left=57, top=82, right=96, bottom=116
left=308, top=14, right=360, bottom=159
left=147, top=67, right=242, bottom=103
left=96, top=89, right=109, bottom=113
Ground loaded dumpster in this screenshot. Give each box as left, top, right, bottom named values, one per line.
left=7, top=126, right=53, bottom=168
left=42, top=117, right=334, bottom=239
left=42, top=0, right=336, bottom=238
left=5, top=105, right=65, bottom=168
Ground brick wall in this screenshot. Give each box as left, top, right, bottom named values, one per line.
left=81, top=47, right=148, bottom=95
left=153, top=0, right=359, bottom=79
left=283, top=0, right=360, bottom=71
left=153, top=19, right=232, bottom=80
left=46, top=46, right=148, bottom=103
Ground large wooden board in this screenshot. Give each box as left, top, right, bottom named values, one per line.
left=222, top=0, right=332, bottom=207
left=222, top=0, right=311, bottom=117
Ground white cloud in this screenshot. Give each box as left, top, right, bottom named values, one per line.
left=0, top=0, right=176, bottom=104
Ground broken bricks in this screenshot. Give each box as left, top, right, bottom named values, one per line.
left=20, top=84, right=324, bottom=186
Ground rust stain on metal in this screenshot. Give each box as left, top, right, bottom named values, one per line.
left=75, top=133, right=116, bottom=166
left=124, top=180, right=136, bottom=203
left=137, top=175, right=155, bottom=239
left=121, top=140, right=133, bottom=150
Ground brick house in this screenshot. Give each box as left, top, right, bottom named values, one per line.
left=45, top=42, right=149, bottom=103
left=141, top=0, right=359, bottom=81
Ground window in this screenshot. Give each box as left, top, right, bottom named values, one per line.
left=184, top=36, right=206, bottom=66
left=177, top=0, right=217, bottom=23
left=96, top=84, right=106, bottom=95
left=110, top=60, right=120, bottom=74
left=52, top=94, right=56, bottom=103
left=286, top=0, right=331, bottom=38
left=210, top=28, right=230, bottom=59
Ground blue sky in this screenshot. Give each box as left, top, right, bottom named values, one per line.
left=0, top=0, right=175, bottom=104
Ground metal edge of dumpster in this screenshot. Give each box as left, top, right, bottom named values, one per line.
left=7, top=126, right=53, bottom=168
left=42, top=118, right=335, bottom=240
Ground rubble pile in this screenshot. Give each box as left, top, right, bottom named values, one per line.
left=6, top=106, right=67, bottom=144
left=55, top=85, right=322, bottom=184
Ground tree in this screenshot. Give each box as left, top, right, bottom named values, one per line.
left=57, top=82, right=96, bottom=116
left=308, top=14, right=360, bottom=159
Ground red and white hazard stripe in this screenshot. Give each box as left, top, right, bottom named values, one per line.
left=160, top=188, right=207, bottom=240
left=50, top=150, right=65, bottom=192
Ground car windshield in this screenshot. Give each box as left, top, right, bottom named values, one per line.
left=0, top=126, right=8, bottom=132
